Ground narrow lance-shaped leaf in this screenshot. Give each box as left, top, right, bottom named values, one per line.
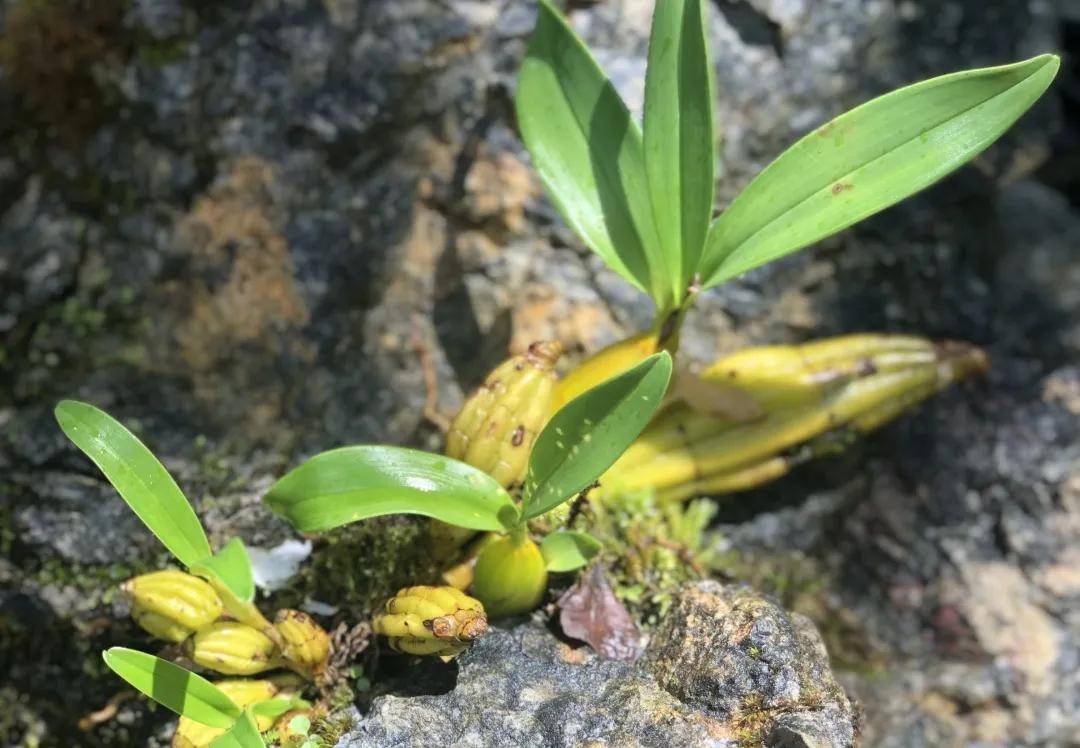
left=700, top=54, right=1060, bottom=287
left=250, top=696, right=309, bottom=720
left=522, top=352, right=673, bottom=520
left=517, top=0, right=669, bottom=307
left=209, top=712, right=266, bottom=748
left=191, top=537, right=255, bottom=604
left=54, top=400, right=211, bottom=567
left=102, top=648, right=240, bottom=728
left=644, top=0, right=715, bottom=299
left=540, top=530, right=603, bottom=572
left=265, top=446, right=519, bottom=533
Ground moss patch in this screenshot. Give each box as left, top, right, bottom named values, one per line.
left=572, top=490, right=719, bottom=626
left=274, top=516, right=442, bottom=621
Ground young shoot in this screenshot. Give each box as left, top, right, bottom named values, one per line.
left=517, top=0, right=1057, bottom=343
left=102, top=648, right=285, bottom=748
left=265, top=352, right=674, bottom=617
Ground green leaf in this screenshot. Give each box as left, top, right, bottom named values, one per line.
left=250, top=696, right=309, bottom=720
left=517, top=0, right=669, bottom=307
left=102, top=648, right=240, bottom=728
left=190, top=538, right=255, bottom=604
left=287, top=714, right=312, bottom=736
left=700, top=54, right=1060, bottom=287
left=522, top=352, right=672, bottom=520
left=54, top=400, right=211, bottom=567
left=540, top=531, right=603, bottom=572
left=209, top=711, right=265, bottom=748
left=265, top=446, right=519, bottom=533
left=644, top=0, right=715, bottom=296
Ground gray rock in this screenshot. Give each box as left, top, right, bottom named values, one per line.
left=1, top=0, right=1075, bottom=744
left=344, top=582, right=854, bottom=747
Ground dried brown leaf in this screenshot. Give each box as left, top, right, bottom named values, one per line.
left=557, top=565, right=641, bottom=661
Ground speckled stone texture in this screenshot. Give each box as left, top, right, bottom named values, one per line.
left=2, top=0, right=1078, bottom=745
left=345, top=582, right=853, bottom=747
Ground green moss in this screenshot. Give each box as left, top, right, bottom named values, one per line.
left=309, top=711, right=356, bottom=745
left=274, top=516, right=441, bottom=621
left=732, top=694, right=772, bottom=746
left=30, top=557, right=157, bottom=596
left=575, top=490, right=718, bottom=626
left=587, top=488, right=887, bottom=674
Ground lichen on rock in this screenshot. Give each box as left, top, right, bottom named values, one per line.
left=343, top=582, right=855, bottom=748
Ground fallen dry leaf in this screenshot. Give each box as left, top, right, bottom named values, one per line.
left=558, top=564, right=641, bottom=661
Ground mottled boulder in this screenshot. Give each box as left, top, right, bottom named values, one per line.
left=2, top=0, right=1077, bottom=744
left=344, top=582, right=854, bottom=747
left=646, top=582, right=854, bottom=747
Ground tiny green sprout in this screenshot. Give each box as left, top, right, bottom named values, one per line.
left=517, top=0, right=1058, bottom=339
left=54, top=401, right=331, bottom=745
left=54, top=401, right=268, bottom=632
left=288, top=714, right=311, bottom=736
left=265, top=352, right=674, bottom=618
left=348, top=665, right=371, bottom=692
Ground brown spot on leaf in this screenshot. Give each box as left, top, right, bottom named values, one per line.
left=831, top=182, right=853, bottom=195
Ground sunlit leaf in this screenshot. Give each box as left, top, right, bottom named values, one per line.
left=250, top=696, right=308, bottom=719
left=54, top=400, right=211, bottom=567
left=517, top=0, right=670, bottom=307
left=265, top=446, right=519, bottom=533
left=287, top=714, right=312, bottom=735
left=644, top=0, right=715, bottom=296
left=540, top=531, right=602, bottom=572
left=700, top=54, right=1060, bottom=287
left=522, top=352, right=672, bottom=520
left=191, top=538, right=255, bottom=605
left=102, top=648, right=239, bottom=728
left=209, top=711, right=265, bottom=748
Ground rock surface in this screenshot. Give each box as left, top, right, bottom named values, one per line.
left=1, top=0, right=1078, bottom=745
left=345, top=582, right=854, bottom=747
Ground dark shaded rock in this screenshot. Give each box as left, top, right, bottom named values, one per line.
left=0, top=0, right=1075, bottom=744
left=710, top=175, right=1080, bottom=744
left=347, top=625, right=724, bottom=747
left=345, top=582, right=854, bottom=747
left=12, top=473, right=152, bottom=565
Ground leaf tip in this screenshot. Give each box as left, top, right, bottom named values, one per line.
left=1042, top=52, right=1062, bottom=77
left=101, top=646, right=126, bottom=670
left=53, top=398, right=78, bottom=423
